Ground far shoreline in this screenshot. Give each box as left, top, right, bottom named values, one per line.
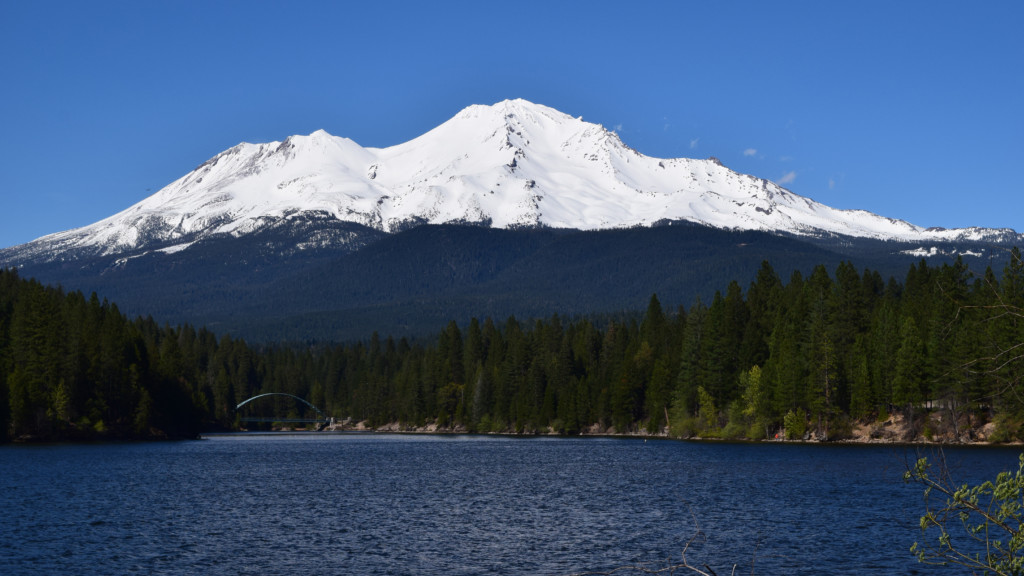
left=228, top=413, right=1024, bottom=448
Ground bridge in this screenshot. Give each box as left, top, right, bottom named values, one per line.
left=235, top=392, right=332, bottom=429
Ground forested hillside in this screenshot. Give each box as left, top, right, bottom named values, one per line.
left=6, top=223, right=911, bottom=343
left=3, top=250, right=1024, bottom=442
left=0, top=270, right=205, bottom=440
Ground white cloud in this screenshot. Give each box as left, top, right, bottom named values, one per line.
left=689, top=137, right=699, bottom=149
left=743, top=148, right=757, bottom=157
left=828, top=174, right=844, bottom=190
left=613, top=124, right=623, bottom=133
left=778, top=171, right=797, bottom=185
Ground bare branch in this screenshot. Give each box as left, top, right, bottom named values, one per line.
left=565, top=507, right=736, bottom=576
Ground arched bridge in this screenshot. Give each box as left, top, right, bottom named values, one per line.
left=235, top=393, right=331, bottom=428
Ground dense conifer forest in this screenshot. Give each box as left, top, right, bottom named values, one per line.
left=2, top=250, right=1024, bottom=443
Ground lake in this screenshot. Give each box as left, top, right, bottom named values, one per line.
left=1, top=434, right=1020, bottom=575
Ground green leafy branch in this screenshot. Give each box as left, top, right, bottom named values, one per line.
left=905, top=452, right=1024, bottom=575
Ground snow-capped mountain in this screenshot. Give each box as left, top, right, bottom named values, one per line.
left=3, top=99, right=1020, bottom=265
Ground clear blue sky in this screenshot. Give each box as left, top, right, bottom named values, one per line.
left=2, top=1, right=1021, bottom=249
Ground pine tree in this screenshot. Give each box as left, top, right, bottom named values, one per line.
left=893, top=315, right=926, bottom=412
left=740, top=365, right=771, bottom=439
left=847, top=338, right=874, bottom=420
left=672, top=298, right=707, bottom=424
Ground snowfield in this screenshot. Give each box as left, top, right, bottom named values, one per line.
left=5, top=99, right=1020, bottom=262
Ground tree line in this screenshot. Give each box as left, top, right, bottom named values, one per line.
left=2, top=250, right=1024, bottom=442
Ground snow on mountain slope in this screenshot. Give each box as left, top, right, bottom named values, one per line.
left=3, top=99, right=1020, bottom=264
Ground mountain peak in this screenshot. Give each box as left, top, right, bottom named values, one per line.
left=454, top=99, right=576, bottom=127
left=308, top=128, right=334, bottom=139
left=2, top=99, right=1020, bottom=265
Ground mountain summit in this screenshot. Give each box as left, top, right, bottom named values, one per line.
left=3, top=99, right=1020, bottom=264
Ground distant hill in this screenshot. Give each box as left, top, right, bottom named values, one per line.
left=4, top=219, right=1009, bottom=342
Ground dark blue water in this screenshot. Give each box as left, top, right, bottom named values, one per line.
left=1, top=434, right=1019, bottom=575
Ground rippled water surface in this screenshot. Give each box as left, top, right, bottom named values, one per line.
left=1, top=434, right=1021, bottom=575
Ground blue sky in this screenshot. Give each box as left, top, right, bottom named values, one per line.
left=1, top=1, right=1021, bottom=249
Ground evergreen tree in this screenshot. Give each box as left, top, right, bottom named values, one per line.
left=8, top=247, right=1024, bottom=443
left=740, top=365, right=771, bottom=439
left=672, top=298, right=708, bottom=423
left=893, top=315, right=926, bottom=412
